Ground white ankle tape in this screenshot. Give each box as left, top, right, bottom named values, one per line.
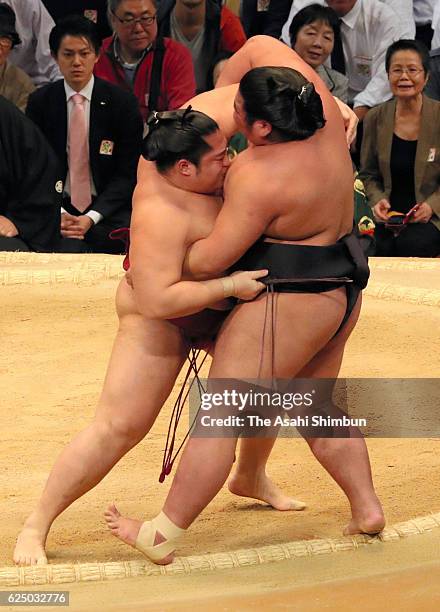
left=135, top=511, right=186, bottom=562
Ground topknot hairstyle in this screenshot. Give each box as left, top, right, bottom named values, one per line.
left=142, top=107, right=220, bottom=172
left=239, top=66, right=326, bottom=142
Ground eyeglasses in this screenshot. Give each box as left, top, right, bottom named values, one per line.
left=112, top=12, right=156, bottom=28
left=389, top=67, right=424, bottom=77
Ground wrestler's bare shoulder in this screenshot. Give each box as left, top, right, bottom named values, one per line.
left=182, top=85, right=238, bottom=138
left=230, top=143, right=309, bottom=188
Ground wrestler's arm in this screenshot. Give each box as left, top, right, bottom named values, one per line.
left=216, top=36, right=358, bottom=146
left=184, top=166, right=274, bottom=279
left=129, top=191, right=265, bottom=319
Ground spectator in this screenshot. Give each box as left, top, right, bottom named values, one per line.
left=432, top=1, right=440, bottom=50
left=26, top=15, right=143, bottom=254
left=413, top=0, right=436, bottom=49
left=289, top=3, right=348, bottom=101
left=264, top=0, right=294, bottom=39
left=0, top=95, right=60, bottom=252
left=42, top=1, right=112, bottom=41
left=281, top=1, right=403, bottom=123
left=240, top=0, right=270, bottom=37
left=94, top=0, right=196, bottom=120
left=157, top=0, right=246, bottom=93
left=281, top=1, right=415, bottom=45
left=0, top=3, right=35, bottom=111
left=425, top=46, right=440, bottom=101
left=3, top=0, right=61, bottom=86
left=360, top=39, right=440, bottom=257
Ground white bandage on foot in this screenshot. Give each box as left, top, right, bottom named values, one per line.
left=135, top=511, right=186, bottom=563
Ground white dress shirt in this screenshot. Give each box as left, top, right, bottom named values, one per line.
left=432, top=2, right=440, bottom=48
left=281, top=0, right=403, bottom=108
left=63, top=76, right=102, bottom=225
left=4, top=0, right=62, bottom=87
left=413, top=0, right=436, bottom=26
left=281, top=0, right=414, bottom=46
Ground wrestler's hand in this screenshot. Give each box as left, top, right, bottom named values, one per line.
left=229, top=269, right=268, bottom=301
left=333, top=97, right=358, bottom=147
left=372, top=199, right=391, bottom=222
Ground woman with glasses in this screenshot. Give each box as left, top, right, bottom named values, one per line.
left=288, top=3, right=348, bottom=103
left=360, top=39, right=440, bottom=257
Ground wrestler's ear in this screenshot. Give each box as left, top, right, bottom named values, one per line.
left=254, top=120, right=272, bottom=139
left=176, top=158, right=194, bottom=177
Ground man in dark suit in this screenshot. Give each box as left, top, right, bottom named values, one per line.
left=26, top=14, right=143, bottom=253
left=42, top=0, right=112, bottom=41
left=0, top=95, right=60, bottom=251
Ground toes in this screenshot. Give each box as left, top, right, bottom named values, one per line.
left=36, top=557, right=47, bottom=566
left=110, top=503, right=121, bottom=517
left=109, top=528, right=120, bottom=538
left=290, top=499, right=306, bottom=511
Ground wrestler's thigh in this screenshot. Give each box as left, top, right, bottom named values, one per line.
left=298, top=294, right=362, bottom=379
left=210, top=288, right=347, bottom=379
left=95, top=279, right=187, bottom=431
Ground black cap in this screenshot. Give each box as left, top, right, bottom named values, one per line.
left=0, top=3, right=21, bottom=47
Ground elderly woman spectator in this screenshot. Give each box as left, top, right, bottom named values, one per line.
left=360, top=39, right=440, bottom=257
left=0, top=3, right=34, bottom=111
left=288, top=3, right=348, bottom=102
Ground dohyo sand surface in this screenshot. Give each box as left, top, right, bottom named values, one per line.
left=0, top=253, right=439, bottom=611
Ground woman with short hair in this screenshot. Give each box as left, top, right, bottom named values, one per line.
left=360, top=39, right=440, bottom=257
left=289, top=3, right=348, bottom=103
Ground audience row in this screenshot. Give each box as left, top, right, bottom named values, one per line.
left=0, top=0, right=439, bottom=257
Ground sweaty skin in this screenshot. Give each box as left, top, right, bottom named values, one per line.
left=105, top=37, right=385, bottom=564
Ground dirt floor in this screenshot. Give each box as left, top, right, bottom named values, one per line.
left=1, top=254, right=440, bottom=610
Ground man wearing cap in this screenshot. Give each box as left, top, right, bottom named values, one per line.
left=0, top=3, right=34, bottom=111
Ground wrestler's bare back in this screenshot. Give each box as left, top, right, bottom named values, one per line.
left=185, top=37, right=355, bottom=249
left=224, top=131, right=354, bottom=246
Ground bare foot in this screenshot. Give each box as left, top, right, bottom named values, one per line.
left=343, top=512, right=386, bottom=536
left=228, top=472, right=306, bottom=511
left=104, top=503, right=174, bottom=565
left=14, top=524, right=47, bottom=566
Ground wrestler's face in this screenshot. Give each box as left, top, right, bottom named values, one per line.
left=193, top=130, right=230, bottom=194
left=326, top=0, right=356, bottom=17
left=293, top=20, right=335, bottom=69
left=54, top=35, right=99, bottom=91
